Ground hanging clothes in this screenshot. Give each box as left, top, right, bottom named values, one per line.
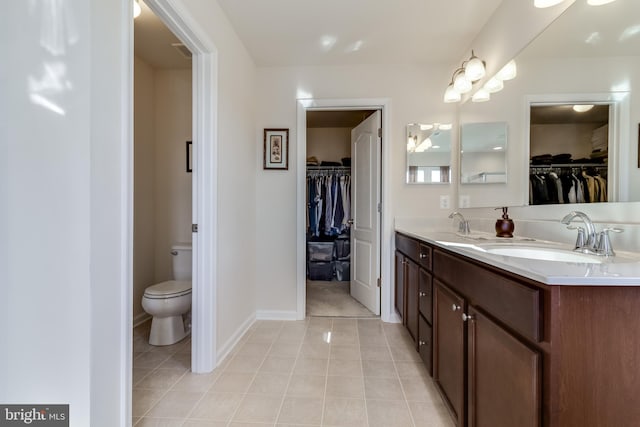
left=306, top=168, right=351, bottom=237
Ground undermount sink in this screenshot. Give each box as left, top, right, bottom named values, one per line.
left=478, top=245, right=603, bottom=264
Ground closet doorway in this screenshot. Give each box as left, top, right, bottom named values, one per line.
left=304, top=109, right=381, bottom=318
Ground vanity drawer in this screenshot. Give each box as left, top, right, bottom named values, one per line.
left=395, top=233, right=432, bottom=270
left=396, top=233, right=419, bottom=261
left=434, top=249, right=542, bottom=343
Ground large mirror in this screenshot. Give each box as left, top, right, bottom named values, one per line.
left=406, top=123, right=452, bottom=184
left=460, top=122, right=507, bottom=184
left=457, top=0, right=640, bottom=207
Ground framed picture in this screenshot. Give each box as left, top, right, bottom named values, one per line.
left=186, top=141, right=192, bottom=173
left=264, top=128, right=289, bottom=170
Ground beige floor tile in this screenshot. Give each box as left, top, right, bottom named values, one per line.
left=331, top=331, right=359, bottom=346
left=145, top=390, right=203, bottom=418
left=232, top=394, right=282, bottom=423
left=229, top=423, right=274, bottom=427
left=364, top=377, right=405, bottom=400
left=328, top=358, right=362, bottom=377
left=268, top=341, right=301, bottom=358
left=360, top=345, right=393, bottom=361
left=259, top=356, right=296, bottom=374
left=133, top=368, right=154, bottom=386
left=293, top=357, right=328, bottom=376
left=209, top=372, right=255, bottom=393
left=323, top=398, right=367, bottom=427
left=400, top=376, right=433, bottom=402
left=395, top=361, right=429, bottom=378
left=278, top=322, right=308, bottom=340
left=299, top=341, right=330, bottom=359
left=286, top=374, right=326, bottom=398
left=238, top=341, right=272, bottom=355
left=277, top=396, right=323, bottom=425
left=362, top=359, right=397, bottom=378
left=408, top=401, right=455, bottom=427
left=247, top=372, right=290, bottom=396
left=188, top=392, right=244, bottom=421
left=158, top=353, right=192, bottom=370
left=358, top=330, right=387, bottom=346
left=134, top=351, right=173, bottom=369
left=390, top=341, right=422, bottom=362
left=366, top=399, right=414, bottom=427
left=182, top=421, right=227, bottom=427
left=135, top=417, right=184, bottom=427
left=172, top=371, right=220, bottom=392
left=326, top=376, right=365, bottom=399
left=330, top=344, right=361, bottom=360
left=133, top=388, right=167, bottom=417
left=307, top=317, right=333, bottom=330
left=224, top=355, right=265, bottom=373
left=136, top=369, right=187, bottom=390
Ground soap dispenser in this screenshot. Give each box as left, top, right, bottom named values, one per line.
left=495, top=207, right=514, bottom=238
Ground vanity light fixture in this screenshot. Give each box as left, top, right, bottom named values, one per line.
left=439, top=123, right=453, bottom=130
left=573, top=104, right=595, bottom=112
left=415, top=137, right=433, bottom=153
left=496, top=60, right=517, bottom=81
left=471, top=88, right=491, bottom=103
left=484, top=77, right=504, bottom=93
left=407, top=133, right=418, bottom=152
left=443, top=51, right=486, bottom=103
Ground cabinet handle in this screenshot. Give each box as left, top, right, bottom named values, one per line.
left=452, top=304, right=461, bottom=312
left=419, top=340, right=427, bottom=346
left=419, top=253, right=428, bottom=259
left=462, top=313, right=475, bottom=322
left=419, top=292, right=427, bottom=297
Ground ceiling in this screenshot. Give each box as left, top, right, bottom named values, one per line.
left=134, top=1, right=191, bottom=69
left=135, top=0, right=503, bottom=69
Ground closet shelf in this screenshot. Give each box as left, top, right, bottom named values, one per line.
left=529, top=163, right=607, bottom=169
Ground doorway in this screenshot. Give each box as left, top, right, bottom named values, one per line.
left=305, top=109, right=377, bottom=317
left=297, top=100, right=389, bottom=320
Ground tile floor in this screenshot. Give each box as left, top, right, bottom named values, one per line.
left=133, top=317, right=454, bottom=427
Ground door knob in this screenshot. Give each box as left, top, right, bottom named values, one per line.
left=419, top=292, right=427, bottom=297
left=462, top=313, right=475, bottom=322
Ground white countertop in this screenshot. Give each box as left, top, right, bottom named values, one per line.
left=396, top=226, right=640, bottom=286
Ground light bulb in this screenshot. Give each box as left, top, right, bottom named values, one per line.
left=534, top=0, right=565, bottom=8
left=587, top=0, right=616, bottom=5
left=443, top=84, right=461, bottom=103
left=573, top=104, right=594, bottom=112
left=133, top=0, right=141, bottom=18
left=464, top=54, right=486, bottom=82
left=496, top=60, right=517, bottom=81
left=454, top=73, right=472, bottom=94
left=471, top=88, right=490, bottom=103
left=484, top=77, right=504, bottom=93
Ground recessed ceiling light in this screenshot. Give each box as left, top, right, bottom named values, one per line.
left=493, top=146, right=503, bottom=150
left=587, top=0, right=616, bottom=5
left=573, top=104, right=594, bottom=112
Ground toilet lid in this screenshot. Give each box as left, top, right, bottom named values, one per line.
left=144, top=280, right=192, bottom=299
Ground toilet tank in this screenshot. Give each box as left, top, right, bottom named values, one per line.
left=171, top=243, right=192, bottom=281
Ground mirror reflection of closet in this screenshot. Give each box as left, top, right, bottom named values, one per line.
left=529, top=104, right=609, bottom=205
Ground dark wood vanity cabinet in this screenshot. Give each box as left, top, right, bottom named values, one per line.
left=395, top=231, right=640, bottom=427
left=395, top=233, right=433, bottom=372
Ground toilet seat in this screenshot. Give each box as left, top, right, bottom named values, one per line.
left=144, top=280, right=191, bottom=299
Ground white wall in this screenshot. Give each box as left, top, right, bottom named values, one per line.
left=307, top=127, right=351, bottom=164
left=255, top=64, right=456, bottom=316
left=134, top=56, right=157, bottom=320
left=2, top=0, right=129, bottom=425
left=180, top=0, right=258, bottom=352
left=153, top=69, right=193, bottom=282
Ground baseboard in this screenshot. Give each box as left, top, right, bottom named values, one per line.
left=216, top=313, right=255, bottom=365
left=256, top=310, right=298, bottom=321
left=133, top=312, right=151, bottom=328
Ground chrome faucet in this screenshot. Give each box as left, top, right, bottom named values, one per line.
left=561, top=211, right=597, bottom=252
left=449, top=211, right=471, bottom=235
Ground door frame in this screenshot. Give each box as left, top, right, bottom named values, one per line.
left=133, top=0, right=218, bottom=376
left=296, top=98, right=393, bottom=321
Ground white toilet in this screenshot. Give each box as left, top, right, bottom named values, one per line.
left=142, top=243, right=192, bottom=346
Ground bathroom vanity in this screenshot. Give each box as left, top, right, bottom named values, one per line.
left=394, top=229, right=640, bottom=427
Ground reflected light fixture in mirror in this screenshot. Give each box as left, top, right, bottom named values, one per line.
left=587, top=0, right=617, bottom=5
left=133, top=0, right=141, bottom=18
left=534, top=0, right=566, bottom=8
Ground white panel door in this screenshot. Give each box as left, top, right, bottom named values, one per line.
left=350, top=110, right=381, bottom=315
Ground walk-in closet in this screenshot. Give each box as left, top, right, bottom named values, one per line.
left=529, top=104, right=609, bottom=205
left=305, top=110, right=376, bottom=317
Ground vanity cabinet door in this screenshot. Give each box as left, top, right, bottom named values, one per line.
left=467, top=307, right=541, bottom=427
left=394, top=251, right=405, bottom=319
left=434, top=281, right=466, bottom=427
left=405, top=258, right=419, bottom=342
left=419, top=269, right=432, bottom=324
